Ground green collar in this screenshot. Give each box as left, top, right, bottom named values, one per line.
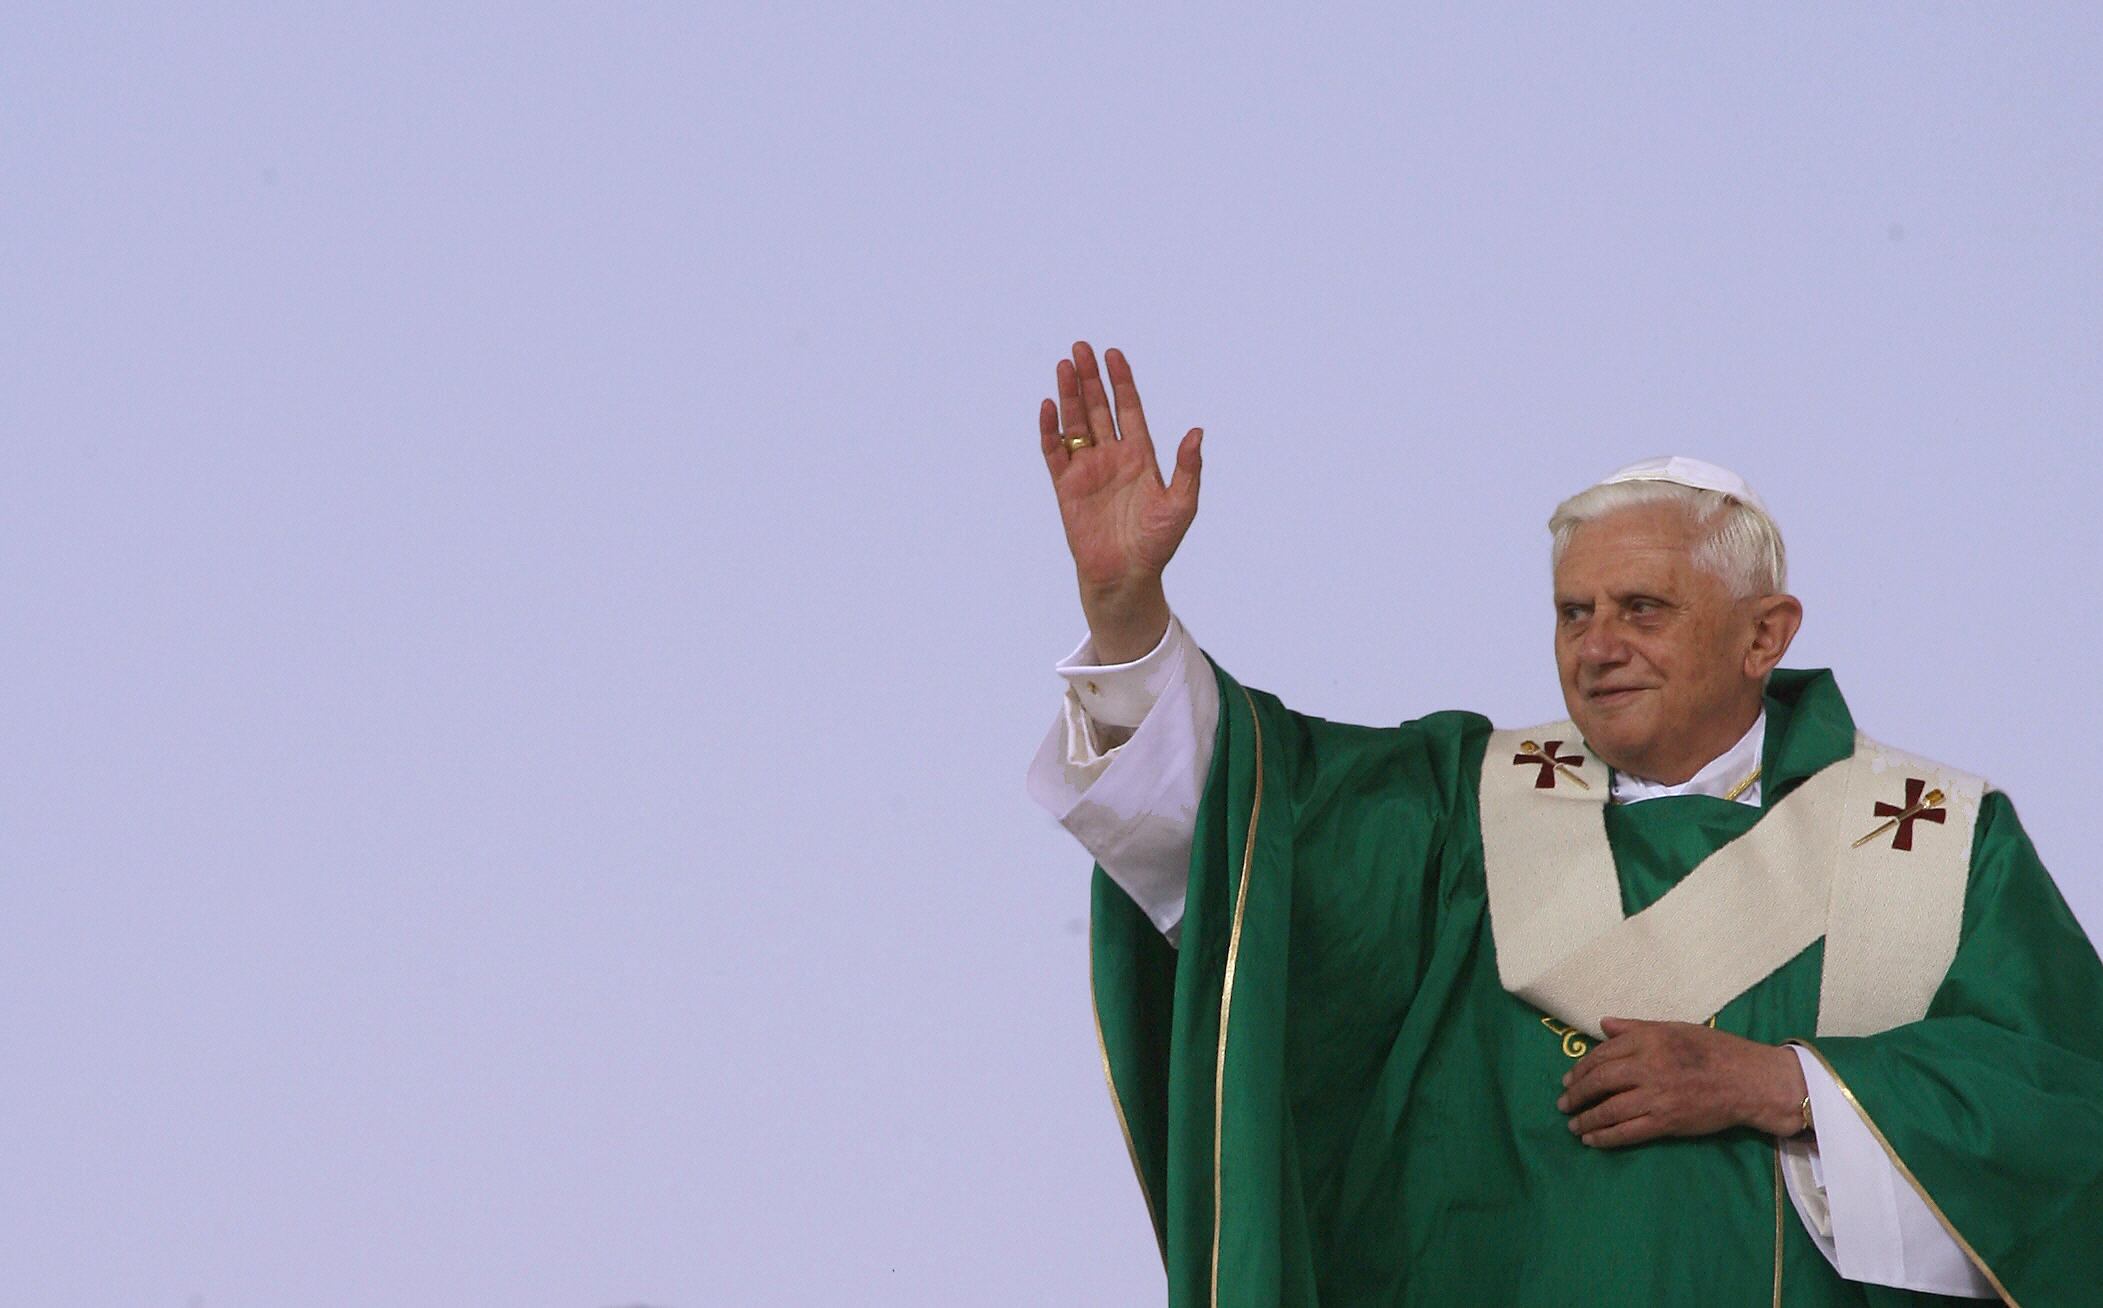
left=1759, top=668, right=1857, bottom=803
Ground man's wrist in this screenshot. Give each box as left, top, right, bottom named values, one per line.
left=1757, top=1042, right=1812, bottom=1137
left=1078, top=577, right=1171, bottom=665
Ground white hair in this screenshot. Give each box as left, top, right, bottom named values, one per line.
left=1547, top=479, right=1788, bottom=599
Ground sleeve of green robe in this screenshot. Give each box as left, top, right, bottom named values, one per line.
left=1795, top=792, right=2103, bottom=1307
left=1089, top=657, right=1487, bottom=1308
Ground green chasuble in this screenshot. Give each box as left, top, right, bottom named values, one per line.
left=1090, top=664, right=2103, bottom=1307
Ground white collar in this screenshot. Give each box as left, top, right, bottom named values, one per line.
left=1609, top=709, right=1767, bottom=808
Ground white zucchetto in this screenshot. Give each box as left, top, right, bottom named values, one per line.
left=1597, top=456, right=1770, bottom=516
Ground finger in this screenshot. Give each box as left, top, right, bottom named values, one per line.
left=1071, top=341, right=1117, bottom=445
left=1581, top=1113, right=1665, bottom=1150
left=1168, top=428, right=1203, bottom=511
left=1056, top=358, right=1091, bottom=450
left=1569, top=1089, right=1651, bottom=1139
left=1557, top=1058, right=1644, bottom=1113
left=1039, top=398, right=1064, bottom=475
left=1599, top=1017, right=1650, bottom=1038
left=1563, top=1031, right=1642, bottom=1092
left=1104, top=348, right=1158, bottom=475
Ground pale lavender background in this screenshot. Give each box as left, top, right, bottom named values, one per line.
left=5, top=5, right=2099, bottom=1306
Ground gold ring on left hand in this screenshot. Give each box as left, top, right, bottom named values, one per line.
left=1063, top=435, right=1094, bottom=451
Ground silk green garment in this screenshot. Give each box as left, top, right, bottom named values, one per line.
left=1090, top=665, right=2103, bottom=1307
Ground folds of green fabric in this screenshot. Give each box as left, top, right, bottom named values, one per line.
left=1800, top=790, right=2103, bottom=1306
left=1089, top=660, right=2103, bottom=1306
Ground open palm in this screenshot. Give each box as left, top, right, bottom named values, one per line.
left=1038, top=341, right=1203, bottom=594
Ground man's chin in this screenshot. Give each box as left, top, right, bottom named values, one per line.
left=1568, top=717, right=1652, bottom=769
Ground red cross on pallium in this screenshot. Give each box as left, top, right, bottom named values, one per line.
left=1873, top=777, right=1948, bottom=851
left=1514, top=739, right=1584, bottom=789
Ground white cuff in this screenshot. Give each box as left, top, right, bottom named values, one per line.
left=1025, top=616, right=1216, bottom=941
left=1779, top=1046, right=1995, bottom=1299
left=1055, top=620, right=1186, bottom=731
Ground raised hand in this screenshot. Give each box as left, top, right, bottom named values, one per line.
left=1038, top=341, right=1203, bottom=662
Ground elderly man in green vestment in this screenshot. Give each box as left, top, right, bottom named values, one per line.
left=1026, top=341, right=2103, bottom=1306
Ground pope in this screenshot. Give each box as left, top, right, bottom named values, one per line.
left=1027, top=341, right=2103, bottom=1306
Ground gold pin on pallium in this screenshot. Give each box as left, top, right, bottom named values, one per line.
left=1519, top=740, right=1591, bottom=790
left=1852, top=787, right=1946, bottom=848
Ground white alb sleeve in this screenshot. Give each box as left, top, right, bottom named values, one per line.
left=1778, top=1046, right=1995, bottom=1298
left=1024, top=615, right=1218, bottom=942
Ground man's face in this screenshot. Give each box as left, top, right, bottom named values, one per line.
left=1552, top=503, right=1763, bottom=784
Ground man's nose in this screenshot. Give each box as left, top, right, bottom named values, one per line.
left=1576, top=615, right=1628, bottom=665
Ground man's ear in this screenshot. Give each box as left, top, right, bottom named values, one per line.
left=1744, top=594, right=1804, bottom=679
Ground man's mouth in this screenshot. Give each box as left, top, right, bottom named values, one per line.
left=1586, top=686, right=1650, bottom=705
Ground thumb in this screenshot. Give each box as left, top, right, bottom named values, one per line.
left=1169, top=427, right=1203, bottom=507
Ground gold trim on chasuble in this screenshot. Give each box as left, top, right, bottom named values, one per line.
left=1788, top=1041, right=2022, bottom=1307
left=1479, top=723, right=1983, bottom=1041
left=1772, top=1147, right=1786, bottom=1308
left=1085, top=685, right=1267, bottom=1298
left=1211, top=686, right=1264, bottom=1308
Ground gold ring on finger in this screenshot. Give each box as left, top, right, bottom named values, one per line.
left=1064, top=435, right=1094, bottom=451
